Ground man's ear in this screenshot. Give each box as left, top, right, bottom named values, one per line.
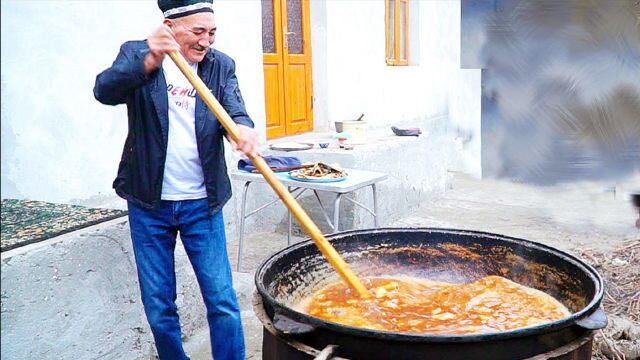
left=163, top=18, right=174, bottom=28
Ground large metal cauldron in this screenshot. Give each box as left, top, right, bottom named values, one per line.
left=255, top=228, right=607, bottom=360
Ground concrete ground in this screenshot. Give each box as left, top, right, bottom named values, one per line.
left=187, top=173, right=639, bottom=359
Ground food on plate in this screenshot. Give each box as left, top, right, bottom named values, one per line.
left=289, top=162, right=347, bottom=180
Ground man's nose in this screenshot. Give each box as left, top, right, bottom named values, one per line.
left=198, top=38, right=212, bottom=47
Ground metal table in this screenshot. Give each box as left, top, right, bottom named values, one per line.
left=230, top=169, right=387, bottom=271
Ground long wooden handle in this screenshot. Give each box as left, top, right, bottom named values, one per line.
left=168, top=51, right=370, bottom=298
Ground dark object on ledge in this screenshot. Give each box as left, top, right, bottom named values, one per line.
left=631, top=192, right=640, bottom=228
left=391, top=126, right=422, bottom=136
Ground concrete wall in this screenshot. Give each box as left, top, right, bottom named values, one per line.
left=1, top=220, right=158, bottom=359
left=0, top=219, right=255, bottom=360
left=323, top=0, right=449, bottom=128
left=0, top=0, right=265, bottom=204
left=309, top=0, right=481, bottom=176
left=311, top=2, right=472, bottom=127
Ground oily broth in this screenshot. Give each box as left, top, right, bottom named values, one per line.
left=296, top=275, right=570, bottom=335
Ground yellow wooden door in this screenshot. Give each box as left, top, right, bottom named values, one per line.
left=262, top=0, right=313, bottom=139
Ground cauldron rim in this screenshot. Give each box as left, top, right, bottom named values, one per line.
left=255, top=227, right=605, bottom=343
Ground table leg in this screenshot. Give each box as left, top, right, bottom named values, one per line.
left=312, top=190, right=336, bottom=230
left=372, top=183, right=379, bottom=228
left=237, top=181, right=251, bottom=272
left=333, top=193, right=342, bottom=233
left=287, top=186, right=292, bottom=246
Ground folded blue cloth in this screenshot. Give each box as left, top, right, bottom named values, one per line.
left=238, top=156, right=302, bottom=172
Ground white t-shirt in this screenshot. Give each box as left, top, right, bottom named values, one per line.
left=160, top=56, right=207, bottom=200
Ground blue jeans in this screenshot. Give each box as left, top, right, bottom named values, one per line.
left=128, top=199, right=245, bottom=360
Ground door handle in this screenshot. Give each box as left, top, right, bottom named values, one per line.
left=284, top=31, right=295, bottom=49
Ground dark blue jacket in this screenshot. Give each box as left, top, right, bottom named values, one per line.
left=94, top=40, right=253, bottom=213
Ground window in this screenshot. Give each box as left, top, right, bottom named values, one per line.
left=386, top=0, right=409, bottom=65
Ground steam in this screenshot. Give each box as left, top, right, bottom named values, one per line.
left=464, top=0, right=640, bottom=183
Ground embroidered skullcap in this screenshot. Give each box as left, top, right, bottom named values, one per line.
left=158, top=0, right=213, bottom=19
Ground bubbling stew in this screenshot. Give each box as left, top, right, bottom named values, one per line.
left=295, top=275, right=570, bottom=335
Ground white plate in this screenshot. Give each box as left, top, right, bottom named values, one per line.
left=269, top=142, right=314, bottom=151
left=288, top=172, right=348, bottom=183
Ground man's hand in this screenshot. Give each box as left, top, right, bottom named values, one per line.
left=144, top=25, right=180, bottom=74
left=228, top=124, right=260, bottom=158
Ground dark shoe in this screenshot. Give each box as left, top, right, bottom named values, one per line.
left=391, top=126, right=422, bottom=136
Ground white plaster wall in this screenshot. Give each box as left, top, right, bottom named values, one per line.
left=310, top=0, right=330, bottom=132
left=0, top=0, right=264, bottom=204
left=214, top=0, right=266, bottom=142
left=321, top=0, right=446, bottom=128
left=315, top=0, right=481, bottom=175
left=444, top=1, right=482, bottom=178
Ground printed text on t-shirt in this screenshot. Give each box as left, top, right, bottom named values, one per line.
left=167, top=83, right=196, bottom=110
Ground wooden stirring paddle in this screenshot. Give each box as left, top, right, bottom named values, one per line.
left=168, top=51, right=370, bottom=298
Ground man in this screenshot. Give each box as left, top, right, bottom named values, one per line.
left=93, top=1, right=258, bottom=359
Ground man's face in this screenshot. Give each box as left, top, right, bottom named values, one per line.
left=167, top=12, right=216, bottom=63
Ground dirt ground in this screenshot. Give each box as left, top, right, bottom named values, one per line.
left=580, top=243, right=640, bottom=360
left=189, top=173, right=639, bottom=359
